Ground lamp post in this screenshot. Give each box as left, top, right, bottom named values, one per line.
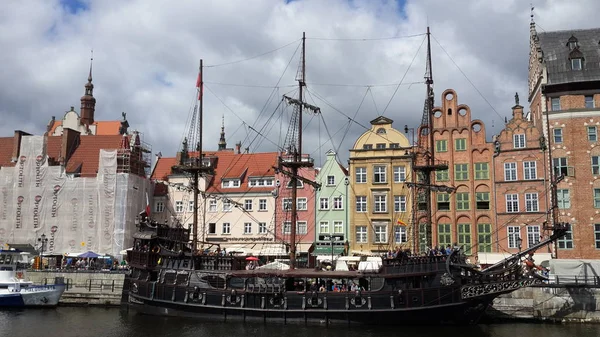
left=38, top=234, right=48, bottom=270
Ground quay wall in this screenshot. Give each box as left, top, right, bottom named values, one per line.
left=27, top=270, right=125, bottom=307
left=489, top=286, right=600, bottom=323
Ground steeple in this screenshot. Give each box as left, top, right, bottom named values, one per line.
left=80, top=51, right=96, bottom=127
left=218, top=115, right=227, bottom=151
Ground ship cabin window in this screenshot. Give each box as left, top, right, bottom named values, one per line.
left=228, top=277, right=246, bottom=290
left=285, top=278, right=307, bottom=292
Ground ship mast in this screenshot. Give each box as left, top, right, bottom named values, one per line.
left=172, top=59, right=212, bottom=253
left=279, top=32, right=320, bottom=269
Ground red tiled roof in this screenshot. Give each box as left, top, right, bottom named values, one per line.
left=0, top=137, right=15, bottom=167
left=151, top=157, right=177, bottom=181
left=206, top=152, right=279, bottom=194
left=49, top=120, right=122, bottom=136
left=65, top=135, right=124, bottom=177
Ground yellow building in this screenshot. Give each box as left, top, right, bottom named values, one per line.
left=348, top=116, right=413, bottom=255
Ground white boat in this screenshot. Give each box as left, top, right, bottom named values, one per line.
left=0, top=249, right=65, bottom=307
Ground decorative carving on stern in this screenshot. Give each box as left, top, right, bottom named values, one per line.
left=461, top=278, right=542, bottom=299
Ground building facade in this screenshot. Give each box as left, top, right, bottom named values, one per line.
left=528, top=23, right=600, bottom=258
left=313, top=150, right=349, bottom=259
left=419, top=90, right=495, bottom=256
left=348, top=116, right=413, bottom=255
left=492, top=99, right=551, bottom=261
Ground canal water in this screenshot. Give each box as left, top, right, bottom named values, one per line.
left=1, top=307, right=599, bottom=337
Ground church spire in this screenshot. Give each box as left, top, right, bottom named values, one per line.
left=218, top=115, right=227, bottom=151
left=80, top=51, right=96, bottom=127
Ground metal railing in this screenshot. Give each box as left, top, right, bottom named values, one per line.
left=42, top=277, right=123, bottom=292
left=537, top=274, right=600, bottom=287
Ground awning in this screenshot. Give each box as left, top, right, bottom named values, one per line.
left=256, top=244, right=288, bottom=256
left=350, top=250, right=375, bottom=256
left=312, top=245, right=345, bottom=256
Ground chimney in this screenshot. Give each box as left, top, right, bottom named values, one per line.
left=11, top=130, right=30, bottom=163
left=60, top=127, right=80, bottom=165
left=235, top=141, right=241, bottom=154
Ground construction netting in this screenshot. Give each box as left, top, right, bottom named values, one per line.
left=0, top=135, right=152, bottom=256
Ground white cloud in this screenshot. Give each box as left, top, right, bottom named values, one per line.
left=1, top=0, right=599, bottom=166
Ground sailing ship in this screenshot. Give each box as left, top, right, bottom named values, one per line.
left=121, top=29, right=567, bottom=325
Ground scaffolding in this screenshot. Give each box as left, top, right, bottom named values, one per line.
left=117, top=130, right=152, bottom=177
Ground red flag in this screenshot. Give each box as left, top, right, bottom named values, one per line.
left=196, top=70, right=203, bottom=100
left=145, top=191, right=151, bottom=217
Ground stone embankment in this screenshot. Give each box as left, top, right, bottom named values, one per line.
left=488, top=285, right=600, bottom=323
left=27, top=270, right=125, bottom=307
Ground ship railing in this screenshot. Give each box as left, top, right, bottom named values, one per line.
left=542, top=274, right=600, bottom=287
left=127, top=251, right=160, bottom=269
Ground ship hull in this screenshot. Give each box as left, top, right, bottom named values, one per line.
left=123, top=292, right=492, bottom=325
left=0, top=285, right=65, bottom=307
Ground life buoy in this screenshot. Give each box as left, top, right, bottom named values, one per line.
left=152, top=246, right=160, bottom=254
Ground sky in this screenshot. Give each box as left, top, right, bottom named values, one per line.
left=1, top=0, right=600, bottom=168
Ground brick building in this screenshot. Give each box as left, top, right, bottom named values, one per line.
left=528, top=23, right=600, bottom=258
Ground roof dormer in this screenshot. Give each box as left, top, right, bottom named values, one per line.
left=567, top=35, right=579, bottom=50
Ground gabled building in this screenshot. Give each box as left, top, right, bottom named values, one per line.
left=313, top=150, right=349, bottom=259
left=528, top=23, right=600, bottom=258
left=348, top=116, right=413, bottom=255
left=491, top=96, right=550, bottom=262
left=418, top=90, right=495, bottom=256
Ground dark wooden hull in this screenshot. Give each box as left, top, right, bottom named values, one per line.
left=122, top=288, right=492, bottom=325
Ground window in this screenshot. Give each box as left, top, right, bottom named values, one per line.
left=249, top=178, right=274, bottom=187
left=553, top=128, right=563, bottom=143
left=282, top=198, right=292, bottom=211
left=315, top=223, right=334, bottom=241
left=595, top=224, right=600, bottom=249
left=373, top=165, right=387, bottom=183
left=244, top=199, right=253, bottom=211
left=282, top=222, right=291, bottom=234
left=297, top=222, right=307, bottom=235
left=394, top=195, right=407, bottom=212
left=437, top=193, right=450, bottom=211
left=456, top=192, right=470, bottom=210
left=363, top=144, right=373, bottom=150
left=477, top=224, right=492, bottom=253
left=333, top=221, right=343, bottom=234
left=589, top=126, right=597, bottom=141
left=513, top=134, right=526, bottom=149
left=355, top=167, right=367, bottom=183
left=458, top=224, right=471, bottom=255
left=355, top=196, right=367, bottom=212
left=551, top=97, right=561, bottom=111
left=244, top=222, right=252, bottom=234
left=208, top=223, right=216, bottom=234
left=175, top=201, right=183, bottom=213
left=553, top=157, right=568, bottom=176
left=319, top=197, right=329, bottom=210
left=376, top=143, right=386, bottom=149
left=355, top=226, right=367, bottom=243
left=558, top=224, right=573, bottom=249
left=298, top=198, right=307, bottom=211
left=507, top=226, right=521, bottom=248
left=394, top=226, right=407, bottom=244
left=374, top=224, right=387, bottom=243
left=527, top=226, right=540, bottom=248
left=571, top=58, right=582, bottom=70
left=188, top=201, right=194, bottom=212
left=438, top=224, right=452, bottom=247
left=327, top=175, right=335, bottom=186
left=209, top=199, right=217, bottom=212
left=436, top=168, right=449, bottom=181
left=455, top=164, right=468, bottom=181
left=222, top=223, right=231, bottom=234
left=568, top=40, right=578, bottom=50
left=523, top=161, right=537, bottom=180
left=221, top=179, right=240, bottom=188
left=476, top=192, right=490, bottom=210
left=504, top=162, right=517, bottom=181
left=286, top=180, right=304, bottom=188
left=154, top=201, right=164, bottom=213
left=390, top=143, right=400, bottom=148
left=374, top=194, right=387, bottom=213
left=594, top=189, right=600, bottom=208
left=455, top=138, right=466, bottom=151
left=376, top=127, right=386, bottom=134
left=258, top=222, right=267, bottom=234
left=332, top=197, right=343, bottom=210
left=506, top=194, right=519, bottom=213
left=557, top=189, right=570, bottom=209
left=593, top=156, right=600, bottom=175
left=393, top=166, right=406, bottom=182
left=474, top=163, right=489, bottom=180
left=586, top=96, right=595, bottom=109
left=258, top=199, right=267, bottom=211
left=223, top=199, right=232, bottom=212
left=436, top=140, right=447, bottom=152
left=525, top=193, right=538, bottom=212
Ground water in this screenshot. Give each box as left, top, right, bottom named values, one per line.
left=0, top=308, right=599, bottom=337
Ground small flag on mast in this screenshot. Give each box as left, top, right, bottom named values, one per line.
left=196, top=69, right=203, bottom=100
left=397, top=219, right=406, bottom=226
